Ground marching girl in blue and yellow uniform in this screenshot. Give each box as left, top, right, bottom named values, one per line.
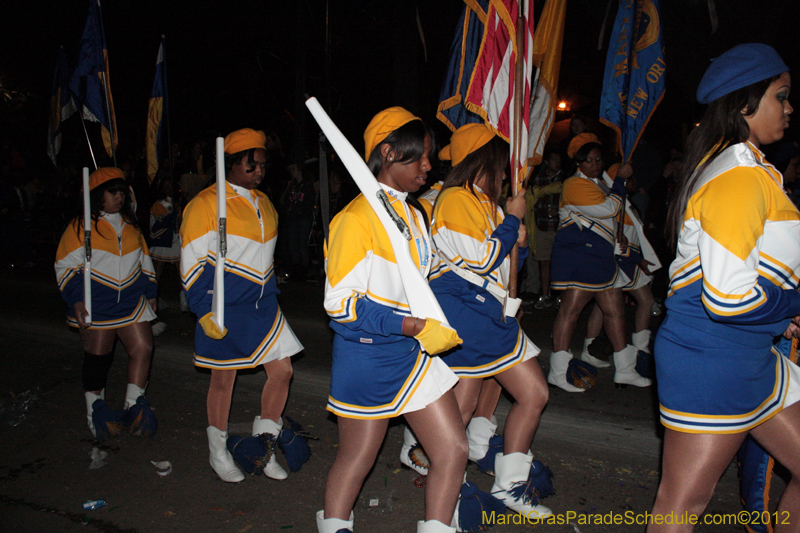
left=548, top=134, right=652, bottom=391
left=55, top=167, right=158, bottom=439
left=318, top=108, right=466, bottom=533
left=578, top=162, right=661, bottom=376
left=406, top=173, right=505, bottom=481
left=429, top=123, right=552, bottom=519
left=648, top=44, right=800, bottom=533
left=180, top=129, right=304, bottom=483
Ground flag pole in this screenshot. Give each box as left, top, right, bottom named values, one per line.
left=507, top=0, right=527, bottom=303
left=78, top=111, right=99, bottom=170
left=82, top=167, right=93, bottom=326
left=212, top=138, right=227, bottom=331
left=100, top=70, right=117, bottom=167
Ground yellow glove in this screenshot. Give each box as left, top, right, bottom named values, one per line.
left=199, top=312, right=228, bottom=340
left=414, top=318, right=462, bottom=355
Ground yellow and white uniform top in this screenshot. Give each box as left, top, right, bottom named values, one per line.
left=429, top=185, right=538, bottom=378
left=324, top=184, right=457, bottom=419
left=55, top=213, right=158, bottom=328
left=657, top=141, right=800, bottom=434
left=180, top=181, right=302, bottom=369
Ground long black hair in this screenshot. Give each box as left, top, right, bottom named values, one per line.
left=666, top=74, right=781, bottom=246
left=439, top=136, right=509, bottom=223
left=75, top=178, right=139, bottom=240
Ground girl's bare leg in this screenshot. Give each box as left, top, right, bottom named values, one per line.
left=207, top=369, right=236, bottom=430
left=493, top=359, right=549, bottom=453
left=405, top=390, right=468, bottom=523
left=649, top=429, right=747, bottom=533
left=115, top=321, right=154, bottom=388
left=324, top=417, right=389, bottom=519
left=260, top=357, right=293, bottom=422
left=552, top=289, right=595, bottom=352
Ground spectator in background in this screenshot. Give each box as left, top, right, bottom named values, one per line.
left=280, top=163, right=317, bottom=282
left=526, top=149, right=565, bottom=309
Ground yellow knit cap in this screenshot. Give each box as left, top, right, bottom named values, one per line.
left=567, top=133, right=601, bottom=159
left=89, top=167, right=125, bottom=190
left=224, top=128, right=267, bottom=155
left=363, top=107, right=420, bottom=160
left=440, top=123, right=496, bottom=167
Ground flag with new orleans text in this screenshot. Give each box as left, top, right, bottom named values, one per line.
left=437, top=0, right=534, bottom=187
left=48, top=47, right=77, bottom=167
left=599, top=0, right=665, bottom=163
left=69, top=0, right=118, bottom=159
left=146, top=37, right=168, bottom=183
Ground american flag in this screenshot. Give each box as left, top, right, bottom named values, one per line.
left=438, top=0, right=535, bottom=188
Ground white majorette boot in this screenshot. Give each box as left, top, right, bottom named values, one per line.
left=580, top=337, right=611, bottom=368
left=400, top=425, right=429, bottom=475
left=613, top=344, right=652, bottom=388
left=207, top=426, right=245, bottom=483
left=316, top=510, right=354, bottom=533
left=124, top=383, right=146, bottom=410
left=417, top=519, right=456, bottom=532
left=253, top=416, right=288, bottom=480
left=466, top=416, right=496, bottom=463
left=547, top=351, right=586, bottom=393
left=84, top=390, right=104, bottom=437
left=632, top=329, right=651, bottom=353
left=491, top=451, right=553, bottom=519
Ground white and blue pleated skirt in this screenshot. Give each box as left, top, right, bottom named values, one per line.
left=655, top=313, right=800, bottom=434
left=327, top=333, right=458, bottom=419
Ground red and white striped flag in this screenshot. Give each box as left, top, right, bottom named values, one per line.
left=463, top=0, right=534, bottom=188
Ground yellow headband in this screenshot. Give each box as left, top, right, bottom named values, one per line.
left=363, top=107, right=420, bottom=160
left=89, top=167, right=125, bottom=190
left=567, top=133, right=601, bottom=159
left=441, top=123, right=496, bottom=167
left=224, top=128, right=267, bottom=155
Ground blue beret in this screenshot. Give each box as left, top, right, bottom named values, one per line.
left=697, top=44, right=788, bottom=104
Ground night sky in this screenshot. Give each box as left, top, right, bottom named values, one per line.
left=2, top=0, right=799, bottom=173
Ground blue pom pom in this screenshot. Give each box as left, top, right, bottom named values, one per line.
left=457, top=481, right=506, bottom=532
left=123, top=396, right=157, bottom=437
left=91, top=399, right=125, bottom=442
left=227, top=433, right=276, bottom=475
left=507, top=462, right=555, bottom=507
left=529, top=460, right=555, bottom=499
left=635, top=350, right=654, bottom=379
left=566, top=359, right=597, bottom=390
left=474, top=434, right=504, bottom=476
left=277, top=417, right=315, bottom=472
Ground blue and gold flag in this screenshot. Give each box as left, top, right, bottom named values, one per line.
left=436, top=0, right=491, bottom=132
left=146, top=36, right=168, bottom=183
left=47, top=46, right=77, bottom=167
left=599, top=0, right=665, bottom=163
left=69, top=0, right=118, bottom=159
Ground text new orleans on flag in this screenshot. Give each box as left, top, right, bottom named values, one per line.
left=599, top=0, right=665, bottom=162
left=69, top=0, right=118, bottom=159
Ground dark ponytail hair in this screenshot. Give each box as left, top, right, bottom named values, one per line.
left=666, top=74, right=780, bottom=247
left=439, top=136, right=508, bottom=222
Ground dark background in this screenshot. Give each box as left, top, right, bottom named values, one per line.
left=1, top=0, right=799, bottom=173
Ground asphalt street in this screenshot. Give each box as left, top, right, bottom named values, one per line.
left=0, top=264, right=773, bottom=532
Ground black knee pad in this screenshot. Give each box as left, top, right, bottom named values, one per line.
left=82, top=351, right=114, bottom=391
